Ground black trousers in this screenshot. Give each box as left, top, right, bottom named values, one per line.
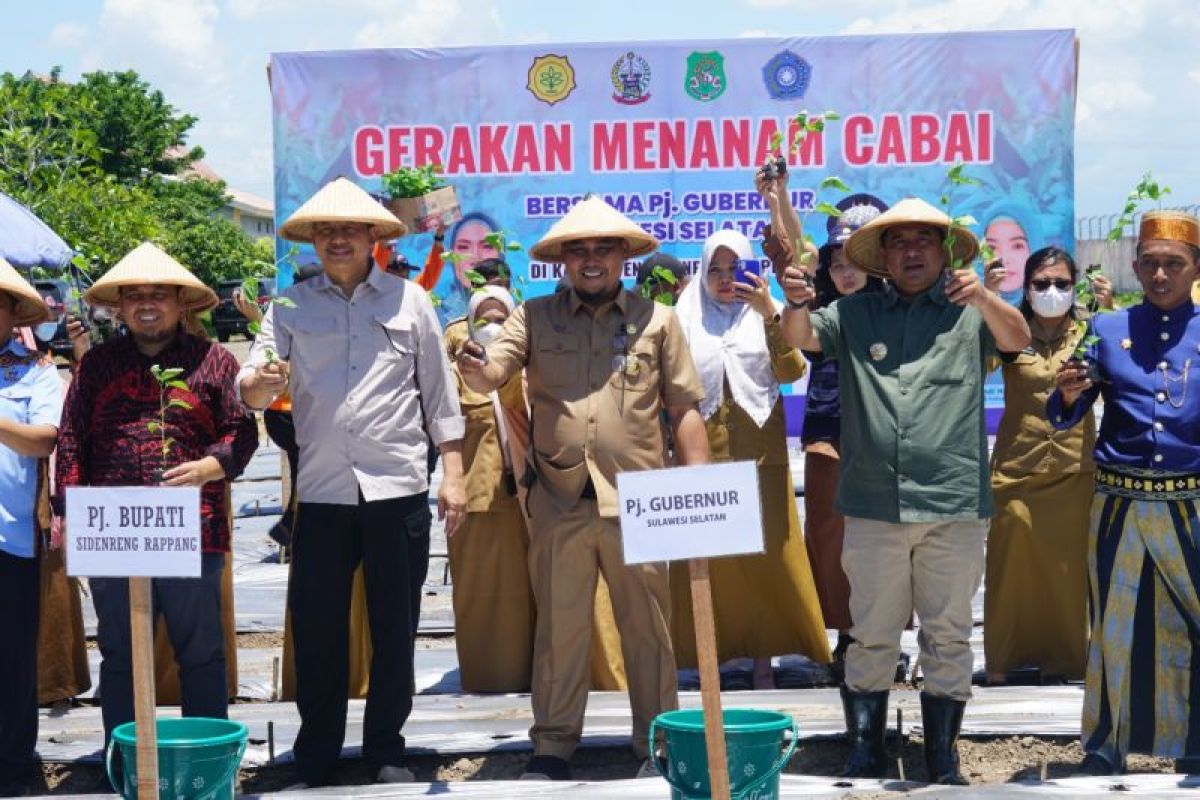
left=290, top=493, right=431, bottom=785
left=90, top=552, right=227, bottom=742
left=0, top=550, right=39, bottom=786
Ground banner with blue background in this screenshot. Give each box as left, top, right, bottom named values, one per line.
left=270, top=29, right=1077, bottom=427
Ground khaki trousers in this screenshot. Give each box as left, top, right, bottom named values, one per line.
left=842, top=517, right=985, bottom=700
left=527, top=483, right=677, bottom=759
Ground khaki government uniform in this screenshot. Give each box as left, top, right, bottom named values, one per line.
left=484, top=288, right=704, bottom=760
left=985, top=318, right=1094, bottom=679
left=671, top=317, right=831, bottom=667
left=446, top=319, right=628, bottom=693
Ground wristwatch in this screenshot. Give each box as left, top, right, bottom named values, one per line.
left=786, top=297, right=810, bottom=310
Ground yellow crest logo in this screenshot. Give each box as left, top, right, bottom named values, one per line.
left=527, top=54, right=576, bottom=106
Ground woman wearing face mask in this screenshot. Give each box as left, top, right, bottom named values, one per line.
left=445, top=286, right=536, bottom=691
left=983, top=246, right=1095, bottom=685
left=670, top=229, right=830, bottom=690
left=802, top=198, right=886, bottom=682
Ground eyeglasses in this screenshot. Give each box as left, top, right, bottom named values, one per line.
left=1030, top=278, right=1073, bottom=291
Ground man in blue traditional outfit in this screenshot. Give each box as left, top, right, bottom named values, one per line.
left=1050, top=209, right=1200, bottom=776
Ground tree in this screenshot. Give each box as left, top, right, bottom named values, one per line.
left=0, top=67, right=263, bottom=284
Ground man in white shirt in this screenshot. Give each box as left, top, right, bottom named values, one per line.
left=239, top=178, right=466, bottom=787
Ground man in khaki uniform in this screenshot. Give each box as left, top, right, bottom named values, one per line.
left=458, top=196, right=710, bottom=780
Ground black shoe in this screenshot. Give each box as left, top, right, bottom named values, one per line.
left=840, top=686, right=889, bottom=778
left=1074, top=752, right=1120, bottom=776
left=520, top=755, right=571, bottom=781
left=920, top=692, right=968, bottom=785
left=1176, top=756, right=1200, bottom=775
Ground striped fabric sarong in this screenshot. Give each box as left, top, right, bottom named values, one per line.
left=1083, top=492, right=1200, bottom=765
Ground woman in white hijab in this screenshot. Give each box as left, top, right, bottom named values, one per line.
left=669, top=229, right=831, bottom=690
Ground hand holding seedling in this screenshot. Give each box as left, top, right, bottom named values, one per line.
left=457, top=338, right=488, bottom=372
left=781, top=265, right=816, bottom=308
left=1055, top=358, right=1094, bottom=409
left=944, top=267, right=987, bottom=307
left=161, top=456, right=226, bottom=487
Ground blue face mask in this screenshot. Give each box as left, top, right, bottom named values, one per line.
left=33, top=320, right=59, bottom=341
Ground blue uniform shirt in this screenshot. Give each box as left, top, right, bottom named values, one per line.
left=0, top=339, right=64, bottom=558
left=1047, top=301, right=1200, bottom=473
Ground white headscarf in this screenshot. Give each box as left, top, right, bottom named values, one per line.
left=675, top=229, right=781, bottom=427
left=467, top=285, right=516, bottom=321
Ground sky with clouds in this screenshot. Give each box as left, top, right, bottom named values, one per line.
left=5, top=0, right=1199, bottom=220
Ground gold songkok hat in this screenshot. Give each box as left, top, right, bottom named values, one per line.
left=1139, top=210, right=1200, bottom=248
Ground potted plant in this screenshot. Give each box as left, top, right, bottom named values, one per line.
left=381, top=164, right=462, bottom=233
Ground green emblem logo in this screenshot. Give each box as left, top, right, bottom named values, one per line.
left=685, top=51, right=726, bottom=102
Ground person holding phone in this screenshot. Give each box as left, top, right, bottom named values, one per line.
left=670, top=229, right=830, bottom=690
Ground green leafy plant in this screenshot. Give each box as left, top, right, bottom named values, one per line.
left=1074, top=264, right=1106, bottom=311
left=243, top=243, right=299, bottom=337
left=940, top=163, right=983, bottom=271
left=148, top=365, right=192, bottom=470
left=381, top=164, right=447, bottom=199
left=1071, top=324, right=1101, bottom=364
left=639, top=265, right=679, bottom=306
left=1108, top=172, right=1171, bottom=242
left=765, top=110, right=849, bottom=270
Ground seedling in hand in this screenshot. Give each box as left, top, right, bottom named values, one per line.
left=940, top=163, right=983, bottom=271
left=148, top=365, right=192, bottom=474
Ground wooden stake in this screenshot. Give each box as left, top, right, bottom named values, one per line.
left=271, top=656, right=280, bottom=702
left=268, top=720, right=276, bottom=764
left=129, top=577, right=159, bottom=800
left=688, top=558, right=730, bottom=800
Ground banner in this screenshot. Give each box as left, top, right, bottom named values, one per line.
left=270, top=30, right=1077, bottom=416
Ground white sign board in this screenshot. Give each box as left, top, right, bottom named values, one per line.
left=65, top=487, right=202, bottom=578
left=618, top=461, right=763, bottom=565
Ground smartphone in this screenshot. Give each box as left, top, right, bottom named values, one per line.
left=735, top=259, right=764, bottom=285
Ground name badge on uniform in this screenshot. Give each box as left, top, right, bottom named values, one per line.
left=868, top=342, right=888, bottom=362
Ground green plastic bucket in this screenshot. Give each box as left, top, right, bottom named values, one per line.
left=651, top=708, right=797, bottom=800
left=106, top=717, right=248, bottom=800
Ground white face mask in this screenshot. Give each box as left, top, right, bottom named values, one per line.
left=1028, top=286, right=1074, bottom=318
left=472, top=321, right=504, bottom=346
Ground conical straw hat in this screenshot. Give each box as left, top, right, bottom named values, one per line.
left=84, top=242, right=219, bottom=311
left=0, top=256, right=51, bottom=326
left=279, top=177, right=406, bottom=243
left=530, top=195, right=658, bottom=262
left=844, top=196, right=980, bottom=278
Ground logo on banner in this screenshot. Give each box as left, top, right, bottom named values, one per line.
left=684, top=51, right=726, bottom=102
left=611, top=51, right=652, bottom=105
left=762, top=50, right=811, bottom=100
left=527, top=54, right=576, bottom=106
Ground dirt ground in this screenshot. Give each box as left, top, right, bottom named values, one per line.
left=34, top=736, right=1176, bottom=795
